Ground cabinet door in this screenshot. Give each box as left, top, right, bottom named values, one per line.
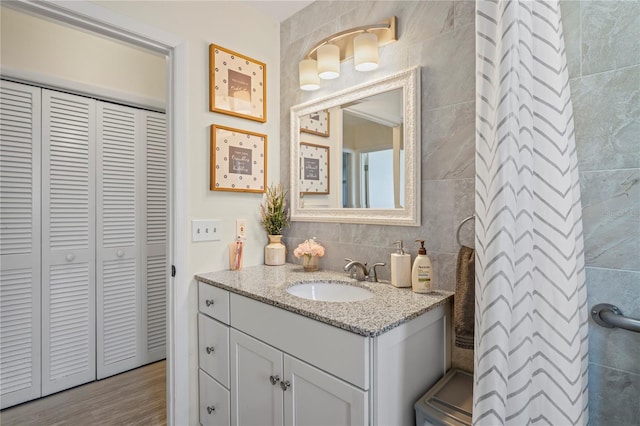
left=284, top=355, right=367, bottom=426
left=230, top=329, right=284, bottom=426
left=0, top=80, right=42, bottom=409
left=41, top=89, right=96, bottom=396
left=141, top=111, right=168, bottom=364
left=96, top=102, right=140, bottom=379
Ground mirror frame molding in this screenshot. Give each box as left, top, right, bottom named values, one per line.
left=290, top=66, right=421, bottom=226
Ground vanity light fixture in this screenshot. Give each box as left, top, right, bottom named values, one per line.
left=354, top=32, right=379, bottom=71
left=317, top=44, right=340, bottom=79
left=298, top=16, right=397, bottom=91
left=299, top=58, right=320, bottom=91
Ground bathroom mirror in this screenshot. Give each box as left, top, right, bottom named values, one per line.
left=290, top=67, right=420, bottom=226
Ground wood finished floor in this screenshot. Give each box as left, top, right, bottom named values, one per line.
left=1, top=360, right=166, bottom=426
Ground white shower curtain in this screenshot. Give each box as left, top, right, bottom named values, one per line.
left=474, top=1, right=588, bottom=425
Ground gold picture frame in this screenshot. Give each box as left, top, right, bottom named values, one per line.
left=299, top=142, right=330, bottom=194
left=300, top=109, right=330, bottom=137
left=211, top=124, right=267, bottom=193
left=209, top=44, right=266, bottom=123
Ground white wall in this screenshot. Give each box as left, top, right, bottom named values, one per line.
left=91, top=1, right=281, bottom=274
left=0, top=6, right=167, bottom=108
left=1, top=2, right=281, bottom=422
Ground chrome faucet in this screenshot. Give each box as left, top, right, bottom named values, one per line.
left=344, top=258, right=386, bottom=282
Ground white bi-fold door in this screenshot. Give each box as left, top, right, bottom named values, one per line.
left=94, top=102, right=169, bottom=379
left=0, top=81, right=43, bottom=408
left=141, top=112, right=168, bottom=366
left=96, top=102, right=140, bottom=379
left=0, top=81, right=167, bottom=407
left=41, top=89, right=97, bottom=396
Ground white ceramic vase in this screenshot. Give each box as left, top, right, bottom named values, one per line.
left=265, top=235, right=286, bottom=266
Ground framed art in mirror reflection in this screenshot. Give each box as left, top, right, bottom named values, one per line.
left=300, top=142, right=330, bottom=195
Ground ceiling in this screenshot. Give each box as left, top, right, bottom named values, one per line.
left=243, top=0, right=314, bottom=22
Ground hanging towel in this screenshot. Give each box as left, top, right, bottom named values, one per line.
left=454, top=245, right=475, bottom=349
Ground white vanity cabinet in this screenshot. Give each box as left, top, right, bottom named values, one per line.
left=230, top=329, right=367, bottom=426
left=197, top=280, right=448, bottom=426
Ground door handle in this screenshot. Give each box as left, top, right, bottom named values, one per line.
left=280, top=380, right=291, bottom=391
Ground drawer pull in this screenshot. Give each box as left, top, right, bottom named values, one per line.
left=205, top=299, right=215, bottom=307
left=206, top=346, right=215, bottom=355
left=207, top=406, right=215, bottom=414
left=280, top=380, right=291, bottom=391
left=269, top=375, right=280, bottom=385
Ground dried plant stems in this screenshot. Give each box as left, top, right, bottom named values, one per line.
left=260, top=183, right=289, bottom=235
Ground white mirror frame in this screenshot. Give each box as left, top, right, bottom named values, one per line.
left=290, top=66, right=421, bottom=226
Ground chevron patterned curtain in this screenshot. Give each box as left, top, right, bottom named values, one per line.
left=474, top=1, right=589, bottom=425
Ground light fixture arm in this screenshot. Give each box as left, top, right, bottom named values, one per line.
left=304, top=16, right=397, bottom=61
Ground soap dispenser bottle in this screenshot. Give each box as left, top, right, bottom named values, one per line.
left=412, top=240, right=434, bottom=293
left=391, top=240, right=411, bottom=288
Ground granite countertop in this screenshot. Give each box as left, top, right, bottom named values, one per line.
left=195, top=263, right=453, bottom=337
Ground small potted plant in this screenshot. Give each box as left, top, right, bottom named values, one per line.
left=260, top=183, right=289, bottom=265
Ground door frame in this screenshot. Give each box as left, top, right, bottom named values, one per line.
left=3, top=1, right=190, bottom=423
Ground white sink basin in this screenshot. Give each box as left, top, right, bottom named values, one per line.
left=287, top=281, right=374, bottom=302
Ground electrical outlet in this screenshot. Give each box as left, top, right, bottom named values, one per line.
left=236, top=219, right=247, bottom=239
left=192, top=220, right=221, bottom=242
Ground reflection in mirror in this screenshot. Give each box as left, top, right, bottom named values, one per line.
left=290, top=67, right=420, bottom=226
left=341, top=89, right=403, bottom=208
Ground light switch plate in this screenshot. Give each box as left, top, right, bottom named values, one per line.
left=192, top=220, right=221, bottom=242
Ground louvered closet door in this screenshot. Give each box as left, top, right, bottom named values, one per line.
left=0, top=81, right=42, bottom=409
left=41, top=90, right=96, bottom=396
left=141, top=111, right=167, bottom=364
left=96, top=102, right=141, bottom=379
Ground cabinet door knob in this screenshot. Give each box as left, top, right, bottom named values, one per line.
left=116, top=250, right=124, bottom=258
left=206, top=346, right=215, bottom=354
left=207, top=406, right=215, bottom=414
left=269, top=375, right=280, bottom=385
left=205, top=299, right=215, bottom=307
left=280, top=380, right=291, bottom=391
left=65, top=253, right=75, bottom=262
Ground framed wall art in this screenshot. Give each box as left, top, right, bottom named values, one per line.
left=210, top=44, right=266, bottom=123
left=211, top=124, right=267, bottom=193
left=299, top=142, right=329, bottom=194
left=300, top=109, right=330, bottom=137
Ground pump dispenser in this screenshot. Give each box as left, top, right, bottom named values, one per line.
left=411, top=240, right=434, bottom=293
left=390, top=240, right=411, bottom=288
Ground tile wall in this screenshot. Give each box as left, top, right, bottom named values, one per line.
left=280, top=0, right=477, bottom=371
left=280, top=2, right=639, bottom=423
left=561, top=1, right=640, bottom=425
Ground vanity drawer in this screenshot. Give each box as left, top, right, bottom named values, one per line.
left=199, top=282, right=230, bottom=324
left=199, top=369, right=230, bottom=426
left=230, top=293, right=370, bottom=390
left=198, top=313, right=230, bottom=388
